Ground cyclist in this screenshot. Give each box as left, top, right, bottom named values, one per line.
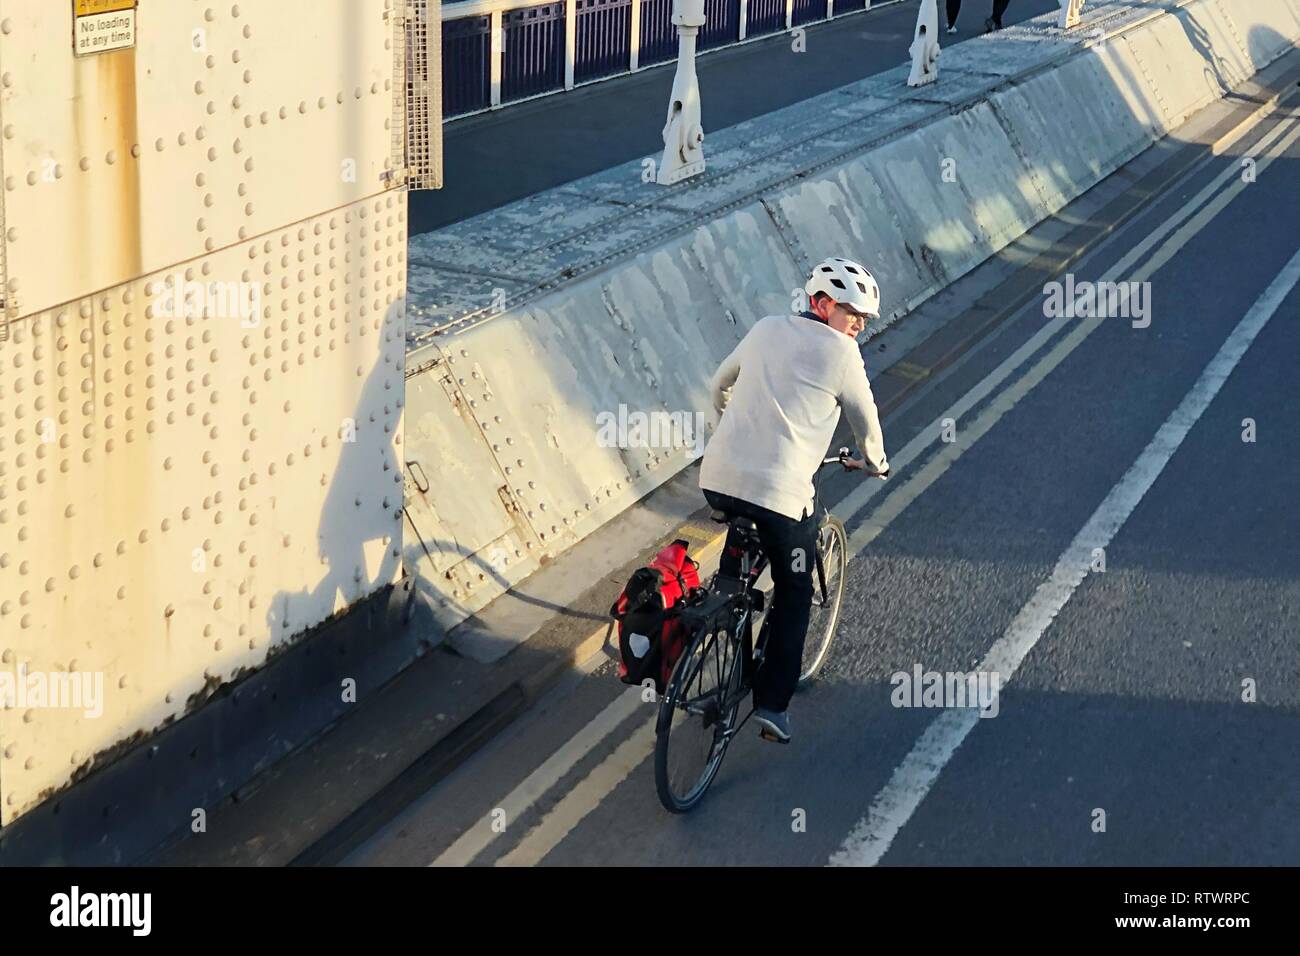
left=699, top=257, right=891, bottom=743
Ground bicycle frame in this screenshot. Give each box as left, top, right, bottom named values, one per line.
left=677, top=450, right=852, bottom=733
left=656, top=449, right=863, bottom=810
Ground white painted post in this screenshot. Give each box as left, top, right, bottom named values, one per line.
left=490, top=10, right=504, bottom=106
left=907, top=0, right=939, bottom=87
left=1059, top=0, right=1084, bottom=30
left=827, top=0, right=835, bottom=19
left=739, top=0, right=748, bottom=40
left=656, top=0, right=706, bottom=185
left=786, top=0, right=793, bottom=31
left=630, top=0, right=642, bottom=70
left=565, top=0, right=578, bottom=88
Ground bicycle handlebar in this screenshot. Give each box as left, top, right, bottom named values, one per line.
left=821, top=446, right=889, bottom=480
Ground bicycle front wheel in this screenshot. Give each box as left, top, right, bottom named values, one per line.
left=798, top=514, right=847, bottom=686
left=654, top=620, right=744, bottom=813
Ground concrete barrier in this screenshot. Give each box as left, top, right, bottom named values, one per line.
left=403, top=0, right=1299, bottom=634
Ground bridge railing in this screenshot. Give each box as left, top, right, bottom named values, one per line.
left=439, top=0, right=900, bottom=118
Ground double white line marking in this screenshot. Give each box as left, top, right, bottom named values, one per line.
left=831, top=240, right=1300, bottom=866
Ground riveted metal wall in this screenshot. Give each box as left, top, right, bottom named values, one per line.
left=0, top=1, right=408, bottom=826
left=442, top=15, right=494, bottom=115
left=699, top=0, right=741, bottom=50
left=638, top=0, right=678, bottom=67
left=0, top=136, right=8, bottom=341
left=746, top=0, right=786, bottom=36
left=502, top=3, right=567, bottom=102
left=792, top=0, right=830, bottom=27
left=575, top=0, right=634, bottom=83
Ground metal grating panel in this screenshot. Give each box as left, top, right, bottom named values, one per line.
left=401, top=0, right=445, bottom=190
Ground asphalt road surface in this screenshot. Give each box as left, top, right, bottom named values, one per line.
left=352, top=89, right=1300, bottom=866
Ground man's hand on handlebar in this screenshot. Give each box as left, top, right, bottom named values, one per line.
left=835, top=447, right=890, bottom=480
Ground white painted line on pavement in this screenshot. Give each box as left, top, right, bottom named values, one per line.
left=832, top=117, right=1300, bottom=561
left=830, top=244, right=1300, bottom=867
left=834, top=112, right=1300, bottom=540
left=497, top=720, right=658, bottom=867
left=429, top=686, right=645, bottom=866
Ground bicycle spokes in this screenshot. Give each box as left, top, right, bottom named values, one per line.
left=655, top=622, right=745, bottom=812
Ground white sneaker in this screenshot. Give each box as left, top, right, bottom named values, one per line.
left=946, top=25, right=957, bottom=33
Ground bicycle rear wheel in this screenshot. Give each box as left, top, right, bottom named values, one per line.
left=798, top=514, right=847, bottom=686
left=654, top=619, right=745, bottom=813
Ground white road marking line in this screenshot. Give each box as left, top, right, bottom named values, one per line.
left=429, top=686, right=645, bottom=866
left=835, top=113, right=1300, bottom=539
left=840, top=114, right=1300, bottom=557
left=830, top=245, right=1300, bottom=867
left=497, top=720, right=658, bottom=867
left=427, top=111, right=1299, bottom=868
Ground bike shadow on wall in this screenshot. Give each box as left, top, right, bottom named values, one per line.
left=1172, top=9, right=1287, bottom=104
left=263, top=299, right=405, bottom=657
left=257, top=297, right=612, bottom=679
left=259, top=0, right=411, bottom=658
left=397, top=467, right=716, bottom=660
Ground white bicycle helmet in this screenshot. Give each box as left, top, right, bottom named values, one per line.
left=805, top=257, right=881, bottom=318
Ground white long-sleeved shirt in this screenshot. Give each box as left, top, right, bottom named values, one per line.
left=698, top=314, right=889, bottom=520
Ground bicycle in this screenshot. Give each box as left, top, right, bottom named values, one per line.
left=653, top=447, right=883, bottom=813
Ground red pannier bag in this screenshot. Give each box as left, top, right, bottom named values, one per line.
left=610, top=540, right=701, bottom=694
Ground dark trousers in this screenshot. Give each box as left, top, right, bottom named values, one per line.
left=947, top=0, right=1010, bottom=28
left=703, top=489, right=816, bottom=714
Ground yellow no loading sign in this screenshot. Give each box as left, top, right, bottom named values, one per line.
left=73, top=0, right=138, bottom=56
left=75, top=0, right=137, bottom=14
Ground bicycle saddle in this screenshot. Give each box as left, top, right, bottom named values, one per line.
left=709, top=510, right=757, bottom=533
